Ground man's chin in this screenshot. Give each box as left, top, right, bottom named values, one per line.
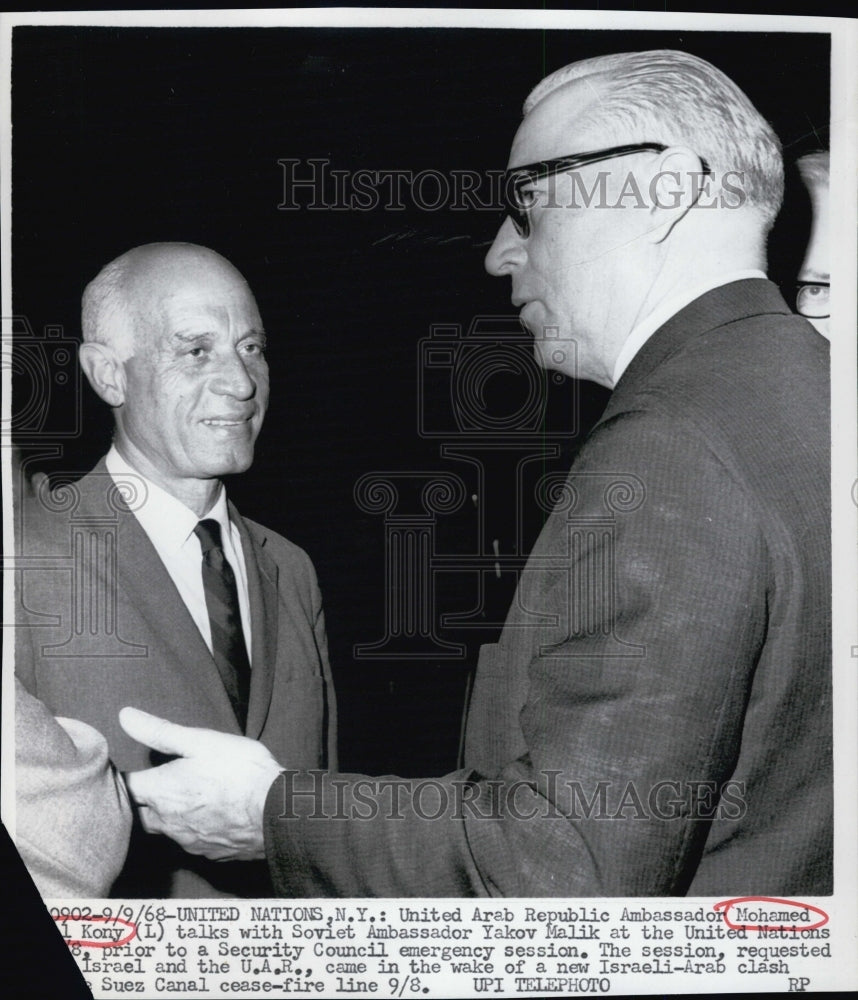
left=218, top=458, right=255, bottom=478
left=196, top=449, right=256, bottom=480
left=517, top=301, right=539, bottom=333
left=533, top=339, right=575, bottom=379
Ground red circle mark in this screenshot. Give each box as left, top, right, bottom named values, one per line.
left=52, top=915, right=138, bottom=949
left=713, top=896, right=829, bottom=933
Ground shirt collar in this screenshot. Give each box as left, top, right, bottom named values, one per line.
left=611, top=270, right=767, bottom=387
left=105, top=445, right=229, bottom=553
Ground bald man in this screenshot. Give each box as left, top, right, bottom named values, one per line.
left=15, top=243, right=337, bottom=897
left=120, top=52, right=831, bottom=898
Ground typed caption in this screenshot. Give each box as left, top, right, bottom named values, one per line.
left=47, top=897, right=841, bottom=997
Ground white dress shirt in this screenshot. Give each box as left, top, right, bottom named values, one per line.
left=611, top=270, right=768, bottom=387
left=105, top=446, right=253, bottom=663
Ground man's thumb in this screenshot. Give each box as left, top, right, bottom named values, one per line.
left=119, top=706, right=198, bottom=756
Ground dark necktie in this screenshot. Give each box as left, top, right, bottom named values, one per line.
left=193, top=518, right=251, bottom=730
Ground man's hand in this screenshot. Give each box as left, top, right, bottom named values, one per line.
left=119, top=708, right=283, bottom=862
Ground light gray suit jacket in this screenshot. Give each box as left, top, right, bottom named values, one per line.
left=14, top=679, right=132, bottom=897
left=16, top=458, right=337, bottom=897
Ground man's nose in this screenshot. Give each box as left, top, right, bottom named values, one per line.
left=485, top=216, right=525, bottom=276
left=211, top=349, right=257, bottom=399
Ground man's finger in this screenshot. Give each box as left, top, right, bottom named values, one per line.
left=135, top=802, right=164, bottom=835
left=119, top=706, right=206, bottom=757
left=124, top=766, right=162, bottom=809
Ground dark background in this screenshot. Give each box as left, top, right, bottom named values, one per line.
left=11, top=26, right=828, bottom=776
left=4, top=22, right=831, bottom=1000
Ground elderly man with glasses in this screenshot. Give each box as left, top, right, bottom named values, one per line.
left=120, top=49, right=832, bottom=898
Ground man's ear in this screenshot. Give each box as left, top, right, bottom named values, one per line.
left=645, top=147, right=710, bottom=244
left=79, top=342, right=127, bottom=407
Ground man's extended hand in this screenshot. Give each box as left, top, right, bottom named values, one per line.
left=119, top=708, right=283, bottom=861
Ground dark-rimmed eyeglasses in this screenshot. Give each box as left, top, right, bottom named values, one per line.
left=796, top=282, right=830, bottom=320
left=503, top=143, right=710, bottom=238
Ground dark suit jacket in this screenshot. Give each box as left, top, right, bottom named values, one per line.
left=263, top=279, right=832, bottom=897
left=16, top=458, right=337, bottom=897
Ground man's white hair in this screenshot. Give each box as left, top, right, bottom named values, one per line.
left=81, top=249, right=141, bottom=362
left=524, top=50, right=784, bottom=229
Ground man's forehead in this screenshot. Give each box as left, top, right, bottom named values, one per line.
left=130, top=266, right=260, bottom=342
left=805, top=178, right=830, bottom=210
left=128, top=249, right=239, bottom=295
left=799, top=264, right=830, bottom=283
left=509, top=75, right=609, bottom=167
left=128, top=254, right=253, bottom=313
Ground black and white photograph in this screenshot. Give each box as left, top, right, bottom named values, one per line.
left=2, top=8, right=856, bottom=998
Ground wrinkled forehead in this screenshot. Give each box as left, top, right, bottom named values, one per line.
left=508, top=75, right=612, bottom=169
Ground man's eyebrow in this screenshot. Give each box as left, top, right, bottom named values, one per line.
left=169, top=328, right=267, bottom=341
left=171, top=329, right=214, bottom=343
left=242, top=328, right=267, bottom=345
left=798, top=269, right=830, bottom=283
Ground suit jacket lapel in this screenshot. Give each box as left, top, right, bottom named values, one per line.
left=77, top=460, right=242, bottom=729
left=232, top=505, right=279, bottom=740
